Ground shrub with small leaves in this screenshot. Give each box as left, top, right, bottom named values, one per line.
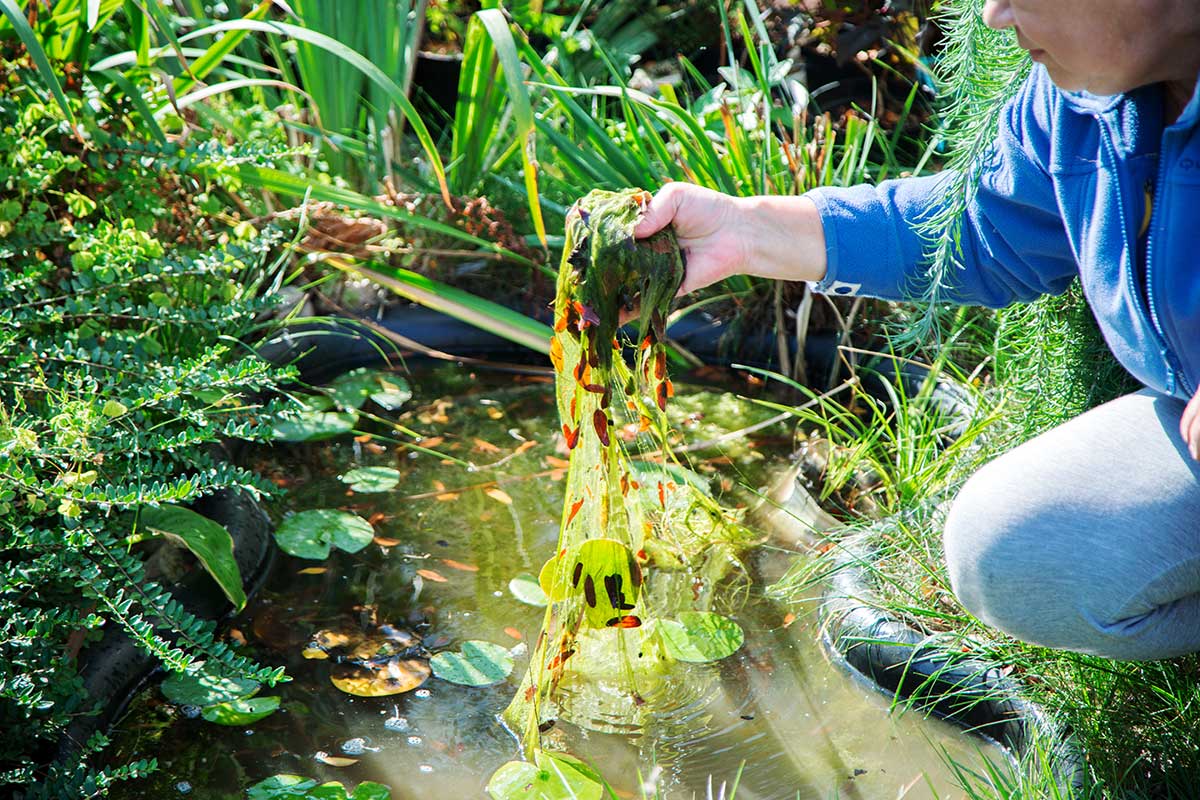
left=0, top=53, right=295, bottom=798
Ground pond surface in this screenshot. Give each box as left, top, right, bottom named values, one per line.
left=107, top=367, right=1004, bottom=800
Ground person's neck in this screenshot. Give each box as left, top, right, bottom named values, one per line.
left=1164, top=78, right=1194, bottom=124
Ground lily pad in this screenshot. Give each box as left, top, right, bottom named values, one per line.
left=200, top=695, right=280, bottom=725
left=161, top=666, right=258, bottom=707
left=508, top=573, right=548, bottom=606
left=486, top=750, right=605, bottom=800
left=330, top=657, right=430, bottom=697
left=275, top=510, right=374, bottom=560
left=339, top=467, right=400, bottom=493
left=247, top=776, right=391, bottom=800
left=272, top=409, right=359, bottom=442
left=139, top=505, right=246, bottom=610
left=326, top=368, right=411, bottom=412
left=658, top=611, right=744, bottom=663
left=430, top=641, right=514, bottom=686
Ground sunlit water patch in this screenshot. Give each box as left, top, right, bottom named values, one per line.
left=105, top=368, right=1003, bottom=799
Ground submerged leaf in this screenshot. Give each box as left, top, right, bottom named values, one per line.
left=508, top=573, right=548, bottom=606
left=339, top=467, right=401, bottom=493
left=272, top=409, right=359, bottom=442
left=430, top=641, right=514, bottom=686
left=201, top=695, right=280, bottom=725
left=161, top=667, right=258, bottom=707
left=486, top=751, right=605, bottom=800
left=658, top=611, right=744, bottom=663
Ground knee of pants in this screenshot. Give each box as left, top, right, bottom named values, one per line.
left=941, top=463, right=1058, bottom=640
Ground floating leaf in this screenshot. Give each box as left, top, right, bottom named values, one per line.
left=485, top=487, right=513, bottom=504
left=430, top=641, right=514, bottom=686
left=330, top=657, right=430, bottom=697
left=247, top=776, right=391, bottom=800
left=486, top=751, right=605, bottom=800
left=658, top=612, right=744, bottom=663
left=247, top=775, right=319, bottom=800
left=273, top=409, right=359, bottom=442
left=370, top=377, right=413, bottom=411
left=508, top=573, right=548, bottom=607
left=275, top=510, right=374, bottom=560
left=315, top=753, right=359, bottom=768
left=339, top=467, right=401, bottom=493
left=303, top=625, right=420, bottom=663
left=161, top=667, right=258, bottom=707
left=441, top=558, right=478, bottom=572
left=201, top=695, right=280, bottom=725
left=139, top=505, right=246, bottom=610
left=327, top=368, right=379, bottom=410
left=416, top=568, right=447, bottom=583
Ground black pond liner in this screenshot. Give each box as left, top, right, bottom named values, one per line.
left=60, top=488, right=275, bottom=764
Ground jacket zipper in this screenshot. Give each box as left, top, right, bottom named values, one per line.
left=1143, top=129, right=1192, bottom=396
left=1100, top=115, right=1188, bottom=396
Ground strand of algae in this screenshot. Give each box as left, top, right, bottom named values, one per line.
left=500, top=190, right=759, bottom=771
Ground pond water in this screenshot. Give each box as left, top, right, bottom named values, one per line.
left=106, top=367, right=1005, bottom=800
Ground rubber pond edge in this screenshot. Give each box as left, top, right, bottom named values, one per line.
left=59, top=488, right=276, bottom=765
left=817, top=522, right=1088, bottom=791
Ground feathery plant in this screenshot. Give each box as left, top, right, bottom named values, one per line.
left=904, top=0, right=1027, bottom=344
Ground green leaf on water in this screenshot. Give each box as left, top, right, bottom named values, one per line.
left=139, top=505, right=247, bottom=610
left=508, top=573, right=548, bottom=606
left=271, top=409, right=359, bottom=442
left=658, top=611, right=744, bottom=663
left=246, top=776, right=390, bottom=800
left=348, top=782, right=392, bottom=800
left=275, top=510, right=375, bottom=560
left=339, top=467, right=400, bottom=493
left=161, top=666, right=259, bottom=707
left=486, top=750, right=605, bottom=800
left=325, top=369, right=412, bottom=411
left=369, top=377, right=412, bottom=411
left=430, top=640, right=514, bottom=686
left=201, top=695, right=280, bottom=725
left=247, top=775, right=319, bottom=799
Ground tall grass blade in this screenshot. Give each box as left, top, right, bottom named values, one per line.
left=179, top=18, right=452, bottom=206
left=326, top=258, right=552, bottom=355
left=172, top=0, right=273, bottom=96
left=0, top=0, right=77, bottom=125
left=476, top=9, right=547, bottom=248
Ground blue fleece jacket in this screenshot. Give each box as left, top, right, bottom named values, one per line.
left=806, top=65, right=1199, bottom=400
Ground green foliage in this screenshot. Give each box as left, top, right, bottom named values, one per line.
left=429, top=640, right=514, bottom=686
left=993, top=283, right=1139, bottom=440
left=906, top=0, right=1029, bottom=343
left=247, top=775, right=391, bottom=800
left=0, top=45, right=292, bottom=797
left=273, top=510, right=375, bottom=560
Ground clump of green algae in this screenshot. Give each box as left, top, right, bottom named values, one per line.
left=496, top=190, right=759, bottom=784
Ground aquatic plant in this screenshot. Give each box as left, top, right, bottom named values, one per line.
left=493, top=189, right=757, bottom=794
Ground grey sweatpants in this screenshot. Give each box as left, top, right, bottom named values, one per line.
left=943, top=390, right=1200, bottom=661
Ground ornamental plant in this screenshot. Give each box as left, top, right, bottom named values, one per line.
left=0, top=47, right=293, bottom=797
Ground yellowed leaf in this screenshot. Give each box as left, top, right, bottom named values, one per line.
left=374, top=535, right=402, bottom=547
left=416, top=568, right=447, bottom=583
left=441, top=558, right=479, bottom=573
left=297, top=567, right=327, bottom=575
left=473, top=437, right=502, bottom=454
left=485, top=487, right=513, bottom=505
left=315, top=754, right=360, bottom=767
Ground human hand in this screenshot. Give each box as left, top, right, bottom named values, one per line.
left=633, top=182, right=750, bottom=296
left=1182, top=385, right=1200, bottom=460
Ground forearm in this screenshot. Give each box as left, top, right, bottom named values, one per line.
left=732, top=195, right=828, bottom=284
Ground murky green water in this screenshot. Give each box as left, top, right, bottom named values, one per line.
left=106, top=367, right=1003, bottom=800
